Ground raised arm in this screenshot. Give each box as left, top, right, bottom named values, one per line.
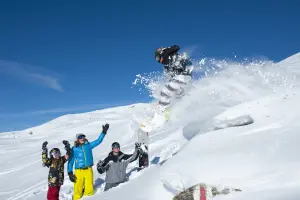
left=123, top=144, right=141, bottom=165
left=89, top=124, right=109, bottom=149
left=89, top=133, right=105, bottom=149
left=41, top=141, right=51, bottom=167
left=62, top=140, right=71, bottom=162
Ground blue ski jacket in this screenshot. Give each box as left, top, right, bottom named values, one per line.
left=68, top=133, right=105, bottom=173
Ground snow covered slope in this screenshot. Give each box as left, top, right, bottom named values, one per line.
left=0, top=53, right=300, bottom=200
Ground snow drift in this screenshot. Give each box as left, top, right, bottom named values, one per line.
left=0, top=52, right=299, bottom=200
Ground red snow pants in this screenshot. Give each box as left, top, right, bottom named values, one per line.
left=47, top=185, right=61, bottom=200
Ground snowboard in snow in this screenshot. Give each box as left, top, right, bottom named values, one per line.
left=136, top=128, right=149, bottom=169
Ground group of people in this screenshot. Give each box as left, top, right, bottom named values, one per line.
left=41, top=45, right=192, bottom=200
left=42, top=123, right=143, bottom=200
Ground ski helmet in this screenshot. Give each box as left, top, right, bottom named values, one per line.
left=154, top=47, right=165, bottom=62
left=111, top=142, right=120, bottom=149
left=50, top=148, right=61, bottom=158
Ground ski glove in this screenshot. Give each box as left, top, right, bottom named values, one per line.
left=68, top=172, right=77, bottom=183
left=135, top=142, right=141, bottom=149
left=42, top=141, right=48, bottom=151
left=135, top=142, right=143, bottom=153
left=97, top=160, right=109, bottom=174
left=62, top=140, right=71, bottom=155
left=102, top=123, right=109, bottom=134
left=62, top=140, right=69, bottom=146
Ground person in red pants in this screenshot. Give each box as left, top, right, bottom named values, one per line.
left=47, top=185, right=61, bottom=200
left=42, top=140, right=71, bottom=200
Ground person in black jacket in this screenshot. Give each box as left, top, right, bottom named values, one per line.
left=42, top=140, right=71, bottom=200
left=97, top=142, right=142, bottom=191
left=154, top=45, right=192, bottom=76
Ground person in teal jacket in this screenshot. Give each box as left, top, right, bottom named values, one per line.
left=67, top=123, right=109, bottom=200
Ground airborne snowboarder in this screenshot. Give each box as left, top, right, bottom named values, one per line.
left=154, top=45, right=193, bottom=77
left=154, top=45, right=193, bottom=105
left=136, top=45, right=193, bottom=170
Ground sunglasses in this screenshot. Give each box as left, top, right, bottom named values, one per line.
left=112, top=144, right=120, bottom=149
left=77, top=135, right=86, bottom=140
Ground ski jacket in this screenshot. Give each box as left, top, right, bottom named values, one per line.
left=97, top=149, right=139, bottom=184
left=157, top=45, right=192, bottom=75
left=67, top=133, right=105, bottom=173
left=159, top=45, right=180, bottom=67
left=42, top=149, right=67, bottom=187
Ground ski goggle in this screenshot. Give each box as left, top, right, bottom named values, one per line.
left=51, top=151, right=61, bottom=157
left=112, top=147, right=120, bottom=151
left=77, top=135, right=86, bottom=140
left=112, top=144, right=120, bottom=149
left=155, top=55, right=160, bottom=62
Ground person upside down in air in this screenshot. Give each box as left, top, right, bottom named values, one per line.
left=154, top=44, right=193, bottom=77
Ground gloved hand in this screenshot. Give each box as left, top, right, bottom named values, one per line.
left=102, top=123, right=109, bottom=134
left=62, top=140, right=70, bottom=149
left=68, top=172, right=77, bottom=183
left=97, top=160, right=109, bottom=174
left=135, top=142, right=142, bottom=151
left=62, top=140, right=69, bottom=146
left=62, top=140, right=71, bottom=155
left=97, top=160, right=105, bottom=167
left=42, top=141, right=48, bottom=151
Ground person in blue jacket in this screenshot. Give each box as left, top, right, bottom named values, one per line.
left=67, top=123, right=109, bottom=200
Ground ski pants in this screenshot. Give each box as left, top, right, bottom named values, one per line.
left=104, top=182, right=123, bottom=191
left=73, top=167, right=94, bottom=200
left=47, top=185, right=61, bottom=200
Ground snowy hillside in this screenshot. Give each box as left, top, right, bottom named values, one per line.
left=1, top=52, right=300, bottom=200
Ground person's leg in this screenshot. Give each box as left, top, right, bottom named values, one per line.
left=47, top=186, right=59, bottom=200
left=55, top=185, right=61, bottom=200
left=73, top=169, right=85, bottom=200
left=47, top=186, right=52, bottom=200
left=104, top=182, right=120, bottom=191
left=83, top=167, right=94, bottom=196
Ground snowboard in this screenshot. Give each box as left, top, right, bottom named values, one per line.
left=136, top=128, right=149, bottom=170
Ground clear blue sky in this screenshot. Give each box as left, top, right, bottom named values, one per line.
left=0, top=1, right=299, bottom=132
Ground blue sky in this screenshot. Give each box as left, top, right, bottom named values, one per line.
left=0, top=1, right=299, bottom=132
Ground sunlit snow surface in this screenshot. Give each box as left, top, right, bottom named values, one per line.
left=1, top=53, right=300, bottom=200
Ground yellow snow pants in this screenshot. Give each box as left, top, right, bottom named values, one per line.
left=73, top=167, right=94, bottom=200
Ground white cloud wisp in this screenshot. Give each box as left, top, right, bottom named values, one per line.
left=0, top=60, right=63, bottom=92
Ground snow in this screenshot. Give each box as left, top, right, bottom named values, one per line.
left=1, top=52, right=300, bottom=200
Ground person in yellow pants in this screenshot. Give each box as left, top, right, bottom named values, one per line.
left=68, top=124, right=109, bottom=199
left=73, top=168, right=94, bottom=199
